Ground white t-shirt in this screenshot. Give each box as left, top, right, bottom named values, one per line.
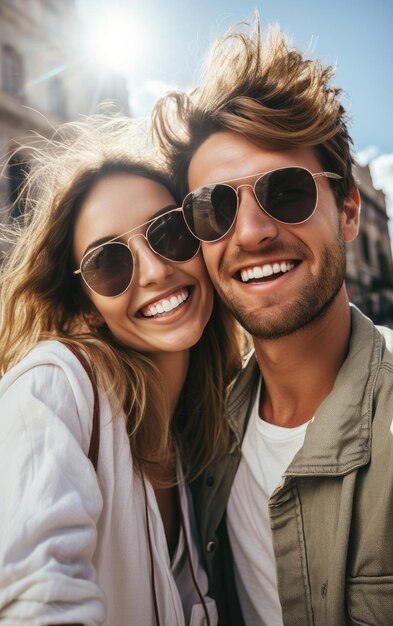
left=0, top=341, right=217, bottom=626
left=227, top=380, right=310, bottom=626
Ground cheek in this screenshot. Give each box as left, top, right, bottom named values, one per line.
left=184, top=251, right=211, bottom=281
left=88, top=292, right=128, bottom=327
left=185, top=253, right=214, bottom=311
left=201, top=241, right=224, bottom=278
left=204, top=277, right=215, bottom=318
left=301, top=203, right=341, bottom=242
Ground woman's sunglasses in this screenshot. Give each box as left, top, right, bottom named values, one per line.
left=181, top=166, right=342, bottom=242
left=73, top=207, right=200, bottom=297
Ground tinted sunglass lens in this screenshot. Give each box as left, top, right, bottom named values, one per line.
left=147, top=211, right=200, bottom=261
left=255, top=167, right=317, bottom=224
left=81, top=243, right=133, bottom=297
left=183, top=184, right=237, bottom=241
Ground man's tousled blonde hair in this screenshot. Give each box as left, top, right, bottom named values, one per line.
left=152, top=15, right=355, bottom=204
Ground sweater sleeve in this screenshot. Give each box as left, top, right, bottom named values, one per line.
left=0, top=354, right=106, bottom=626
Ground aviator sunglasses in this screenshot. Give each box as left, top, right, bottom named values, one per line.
left=181, top=166, right=342, bottom=243
left=73, top=207, right=200, bottom=297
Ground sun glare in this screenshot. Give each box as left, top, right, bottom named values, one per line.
left=88, top=10, right=142, bottom=75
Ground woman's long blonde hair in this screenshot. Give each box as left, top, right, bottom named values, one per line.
left=0, top=114, right=243, bottom=485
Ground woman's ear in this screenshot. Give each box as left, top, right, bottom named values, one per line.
left=342, top=186, right=361, bottom=242
left=85, top=306, right=105, bottom=328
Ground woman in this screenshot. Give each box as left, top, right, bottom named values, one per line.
left=0, top=115, right=242, bottom=625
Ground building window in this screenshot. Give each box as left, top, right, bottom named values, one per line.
left=8, top=156, right=29, bottom=219
left=2, top=44, right=24, bottom=97
left=377, top=245, right=393, bottom=287
left=360, top=231, right=370, bottom=264
left=49, top=77, right=67, bottom=118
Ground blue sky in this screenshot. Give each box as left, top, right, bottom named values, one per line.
left=78, top=0, right=393, bottom=215
left=79, top=0, right=392, bottom=154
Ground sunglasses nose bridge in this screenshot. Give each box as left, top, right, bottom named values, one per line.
left=232, top=180, right=281, bottom=248
left=126, top=232, right=146, bottom=251
left=127, top=232, right=161, bottom=265
left=236, top=181, right=266, bottom=215
left=236, top=182, right=254, bottom=195
left=127, top=232, right=174, bottom=284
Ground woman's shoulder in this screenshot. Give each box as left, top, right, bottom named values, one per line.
left=4, top=338, right=87, bottom=370
left=0, top=340, right=97, bottom=430
left=1, top=339, right=91, bottom=388
left=0, top=340, right=109, bottom=471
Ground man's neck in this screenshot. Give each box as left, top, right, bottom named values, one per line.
left=254, top=289, right=352, bottom=428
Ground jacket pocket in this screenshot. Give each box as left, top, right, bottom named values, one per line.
left=189, top=597, right=218, bottom=626
left=347, top=575, right=393, bottom=625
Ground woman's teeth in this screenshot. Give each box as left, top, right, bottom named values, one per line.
left=142, top=289, right=190, bottom=318
left=240, top=261, right=295, bottom=282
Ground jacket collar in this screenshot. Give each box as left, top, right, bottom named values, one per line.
left=286, top=306, right=382, bottom=476
left=226, top=306, right=384, bottom=475
left=226, top=349, right=260, bottom=453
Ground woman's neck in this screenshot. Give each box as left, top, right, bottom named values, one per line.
left=148, top=349, right=190, bottom=418
left=147, top=350, right=190, bottom=560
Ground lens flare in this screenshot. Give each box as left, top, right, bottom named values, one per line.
left=88, top=9, right=142, bottom=75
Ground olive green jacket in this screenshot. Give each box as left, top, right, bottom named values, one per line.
left=191, top=306, right=393, bottom=625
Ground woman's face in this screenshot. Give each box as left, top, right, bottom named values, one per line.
left=73, top=173, right=213, bottom=357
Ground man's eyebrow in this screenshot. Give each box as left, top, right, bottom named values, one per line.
left=82, top=203, right=178, bottom=256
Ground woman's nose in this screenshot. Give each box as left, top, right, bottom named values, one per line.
left=129, top=235, right=174, bottom=287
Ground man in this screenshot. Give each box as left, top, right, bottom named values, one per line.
left=153, top=18, right=393, bottom=626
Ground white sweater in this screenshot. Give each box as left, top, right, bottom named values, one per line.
left=0, top=341, right=217, bottom=626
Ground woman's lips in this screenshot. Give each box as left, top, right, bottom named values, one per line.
left=139, top=287, right=190, bottom=318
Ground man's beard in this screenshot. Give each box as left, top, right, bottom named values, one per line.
left=215, top=237, right=346, bottom=340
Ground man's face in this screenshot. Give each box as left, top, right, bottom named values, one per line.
left=188, top=131, right=359, bottom=339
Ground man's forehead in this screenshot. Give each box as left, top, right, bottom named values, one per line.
left=188, top=131, right=261, bottom=185
left=188, top=131, right=318, bottom=189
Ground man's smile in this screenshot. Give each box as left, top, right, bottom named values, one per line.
left=238, top=261, right=296, bottom=283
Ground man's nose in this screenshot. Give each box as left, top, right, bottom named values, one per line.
left=129, top=235, right=174, bottom=287
left=231, top=185, right=279, bottom=249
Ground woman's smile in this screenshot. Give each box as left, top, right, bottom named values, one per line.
left=73, top=173, right=214, bottom=357
left=138, top=286, right=191, bottom=318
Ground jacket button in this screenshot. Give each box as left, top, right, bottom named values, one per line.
left=206, top=476, right=214, bottom=486
left=206, top=541, right=216, bottom=552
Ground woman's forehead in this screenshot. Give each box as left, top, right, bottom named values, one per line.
left=73, top=173, right=175, bottom=259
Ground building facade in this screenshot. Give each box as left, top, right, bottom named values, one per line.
left=346, top=164, right=393, bottom=325
left=0, top=0, right=129, bottom=222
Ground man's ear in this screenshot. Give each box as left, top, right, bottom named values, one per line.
left=342, top=186, right=361, bottom=242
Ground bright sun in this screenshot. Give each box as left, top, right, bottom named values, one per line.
left=88, top=9, right=142, bottom=75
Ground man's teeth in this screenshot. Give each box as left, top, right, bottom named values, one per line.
left=240, top=262, right=295, bottom=282
left=142, top=289, right=189, bottom=317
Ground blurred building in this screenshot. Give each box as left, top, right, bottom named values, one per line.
left=347, top=164, right=393, bottom=325
left=0, top=0, right=129, bottom=221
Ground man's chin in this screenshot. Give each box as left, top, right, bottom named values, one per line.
left=224, top=286, right=342, bottom=340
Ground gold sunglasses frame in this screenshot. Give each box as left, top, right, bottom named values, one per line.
left=73, top=206, right=201, bottom=297
left=182, top=166, right=342, bottom=243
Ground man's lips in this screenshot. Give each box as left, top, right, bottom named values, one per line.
left=238, top=261, right=296, bottom=282
left=138, top=287, right=191, bottom=318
